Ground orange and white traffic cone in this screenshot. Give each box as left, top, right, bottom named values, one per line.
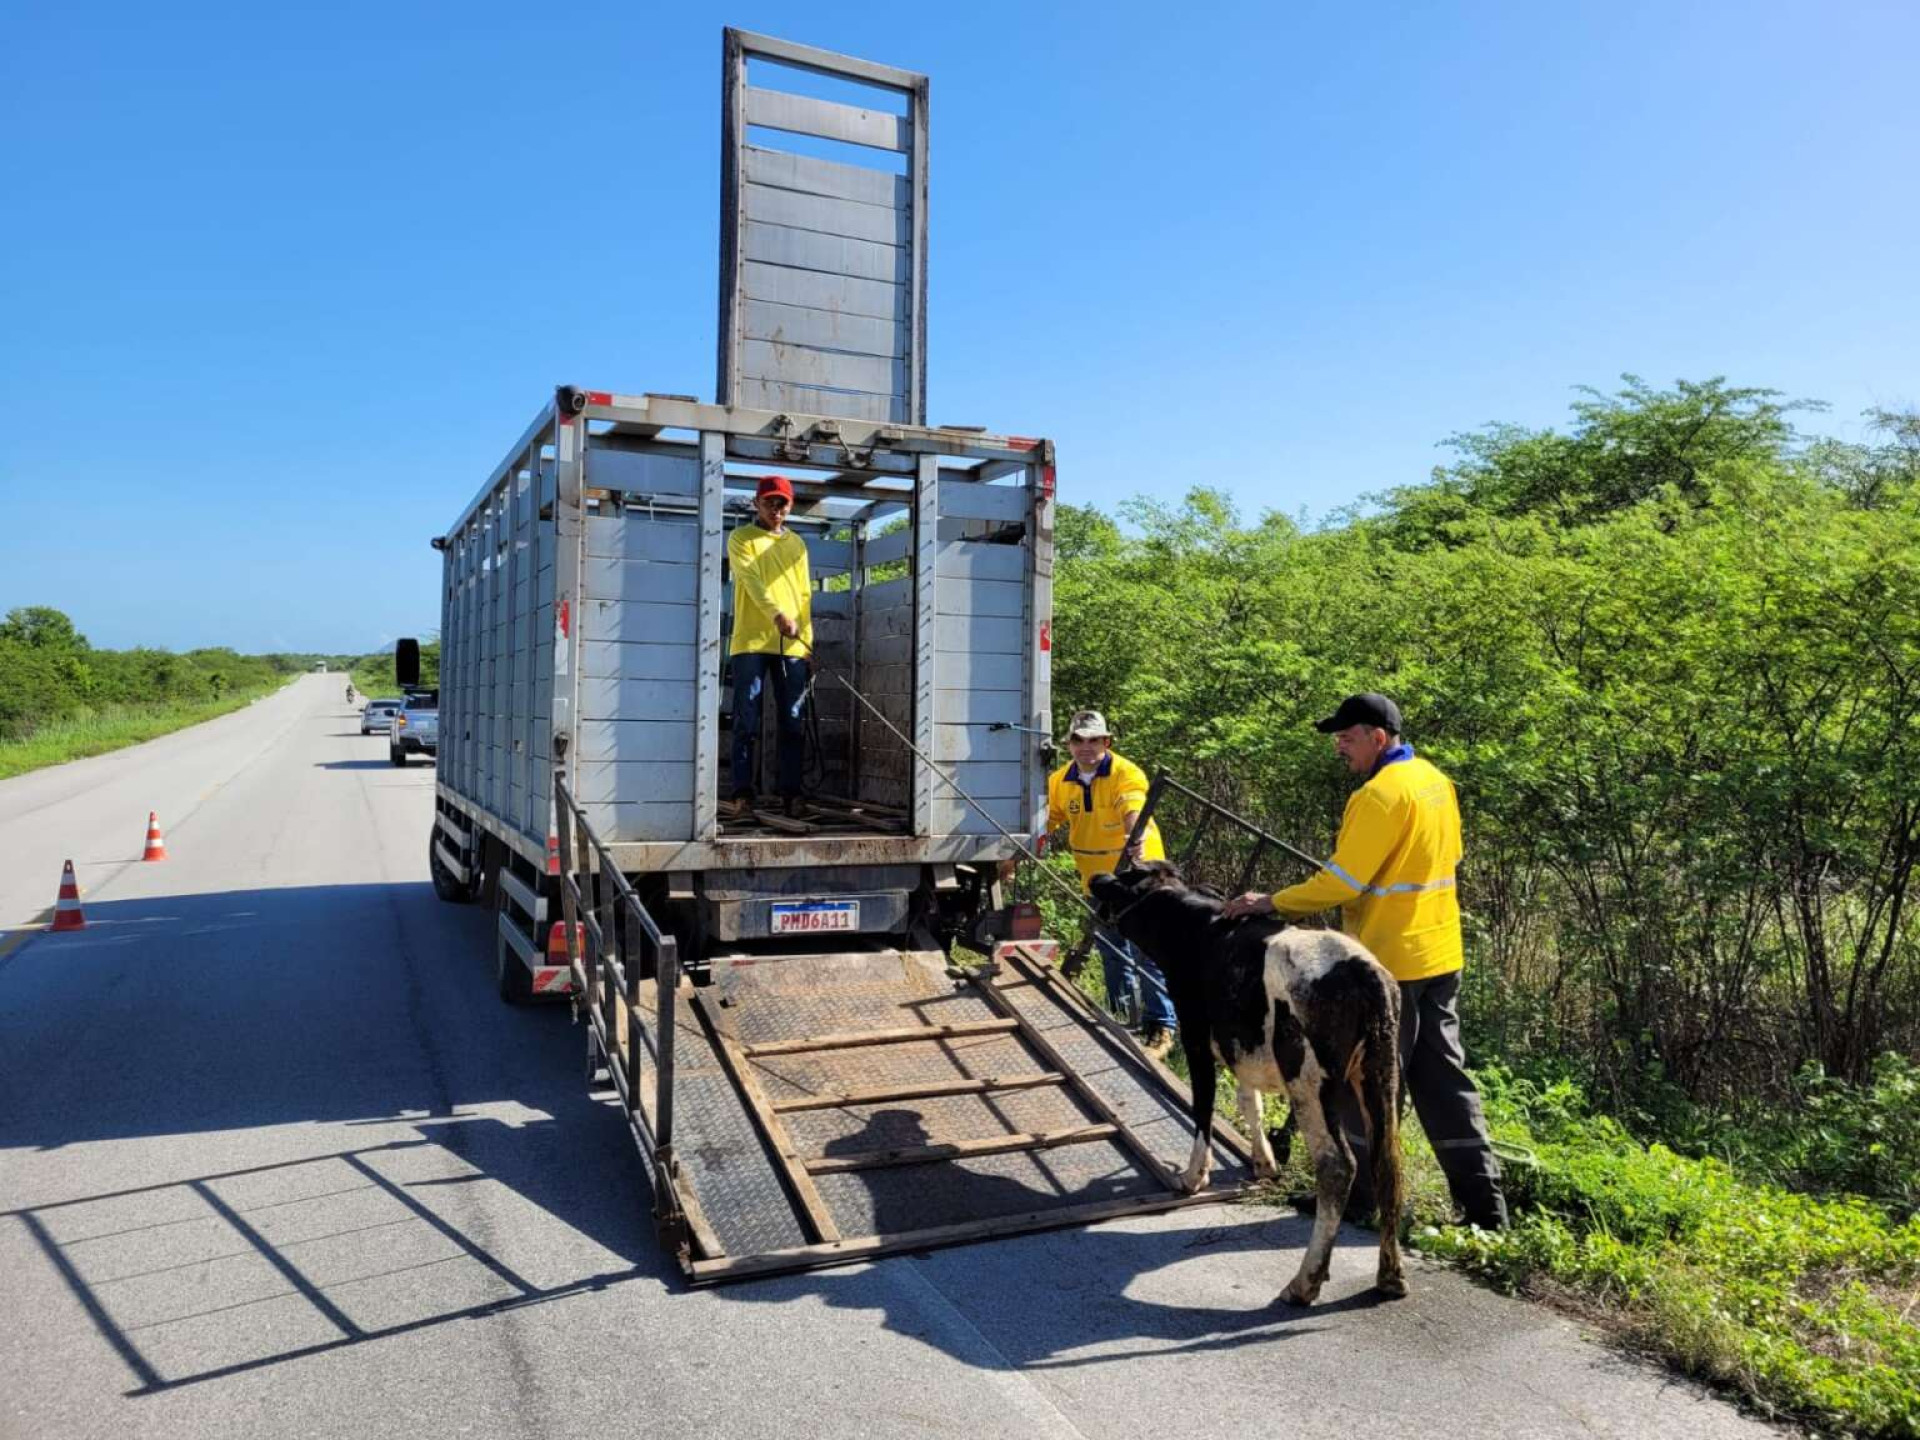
left=142, top=812, right=168, bottom=862
left=51, top=860, right=87, bottom=931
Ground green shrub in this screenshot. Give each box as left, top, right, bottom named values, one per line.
left=1418, top=1069, right=1920, bottom=1437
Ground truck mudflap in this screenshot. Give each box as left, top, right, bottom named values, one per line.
left=598, top=940, right=1255, bottom=1284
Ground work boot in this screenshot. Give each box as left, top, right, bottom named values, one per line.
left=1453, top=1174, right=1510, bottom=1231
left=1138, top=1025, right=1176, bottom=1061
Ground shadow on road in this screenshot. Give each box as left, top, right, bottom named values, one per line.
left=715, top=1197, right=1391, bottom=1371
left=0, top=882, right=669, bottom=1394
left=3, top=882, right=1395, bottom=1400
left=313, top=759, right=400, bottom=770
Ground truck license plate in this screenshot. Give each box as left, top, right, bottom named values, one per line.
left=770, top=901, right=859, bottom=935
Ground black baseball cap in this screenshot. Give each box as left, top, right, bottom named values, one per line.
left=1314, top=693, right=1402, bottom=735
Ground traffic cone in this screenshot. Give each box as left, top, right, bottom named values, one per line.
left=51, top=861, right=87, bottom=931
left=142, top=812, right=168, bottom=862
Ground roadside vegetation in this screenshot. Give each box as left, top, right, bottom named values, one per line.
left=1012, top=379, right=1920, bottom=1436
left=0, top=608, right=329, bottom=780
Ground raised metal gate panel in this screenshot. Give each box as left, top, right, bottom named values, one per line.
left=719, top=29, right=928, bottom=426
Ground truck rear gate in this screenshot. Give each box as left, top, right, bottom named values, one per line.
left=557, top=800, right=1254, bottom=1282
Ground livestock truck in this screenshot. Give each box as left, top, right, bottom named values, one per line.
left=409, top=29, right=1250, bottom=1282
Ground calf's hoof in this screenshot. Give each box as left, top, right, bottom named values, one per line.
left=1175, top=1165, right=1209, bottom=1195
left=1279, top=1275, right=1322, bottom=1307
left=1375, top=1270, right=1409, bottom=1299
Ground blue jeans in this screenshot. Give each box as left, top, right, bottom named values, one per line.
left=1098, top=932, right=1177, bottom=1031
left=730, top=653, right=807, bottom=798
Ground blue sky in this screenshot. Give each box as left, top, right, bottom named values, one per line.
left=2, top=1, right=1915, bottom=653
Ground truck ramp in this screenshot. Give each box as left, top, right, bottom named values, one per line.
left=619, top=944, right=1255, bottom=1283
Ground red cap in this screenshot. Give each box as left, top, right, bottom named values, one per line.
left=756, top=474, right=794, bottom=503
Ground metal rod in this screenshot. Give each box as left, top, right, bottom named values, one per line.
left=656, top=933, right=679, bottom=1156
left=1178, top=805, right=1213, bottom=869
left=625, top=903, right=644, bottom=1113
left=1141, top=772, right=1324, bottom=873
left=1234, top=838, right=1269, bottom=898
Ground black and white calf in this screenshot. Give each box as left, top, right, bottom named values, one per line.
left=1090, top=862, right=1406, bottom=1303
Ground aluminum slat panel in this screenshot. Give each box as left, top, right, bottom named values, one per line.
left=933, top=724, right=1025, bottom=763
left=581, top=801, right=695, bottom=842
left=939, top=577, right=1025, bottom=618
left=574, top=760, right=697, bottom=805
left=742, top=144, right=908, bottom=209
left=935, top=540, right=1027, bottom=582
left=936, top=614, right=1022, bottom=653
left=737, top=339, right=905, bottom=397
left=934, top=689, right=1025, bottom=726
left=744, top=87, right=909, bottom=153
left=939, top=482, right=1029, bottom=523
left=583, top=450, right=700, bottom=497
left=738, top=261, right=906, bottom=323
left=578, top=641, right=695, bottom=681
left=742, top=183, right=909, bottom=247
left=732, top=379, right=898, bottom=423
left=738, top=299, right=903, bottom=364
left=582, top=601, right=696, bottom=646
left=742, top=220, right=908, bottom=286
left=577, top=680, right=696, bottom=724
left=931, top=651, right=1024, bottom=691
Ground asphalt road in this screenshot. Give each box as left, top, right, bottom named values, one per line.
left=0, top=675, right=1781, bottom=1440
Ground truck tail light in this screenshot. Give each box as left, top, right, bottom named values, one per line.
left=1009, top=902, right=1043, bottom=940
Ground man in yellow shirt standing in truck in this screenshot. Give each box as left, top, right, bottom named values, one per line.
left=725, top=475, right=812, bottom=819
left=1224, top=693, right=1509, bottom=1230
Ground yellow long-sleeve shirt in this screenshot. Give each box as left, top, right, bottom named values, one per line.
left=1047, top=752, right=1166, bottom=892
left=1270, top=750, right=1464, bottom=982
left=727, top=524, right=813, bottom=657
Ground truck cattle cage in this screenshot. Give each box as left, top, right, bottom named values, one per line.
left=409, top=29, right=1253, bottom=1281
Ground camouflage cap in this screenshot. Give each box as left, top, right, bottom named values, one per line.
left=1067, top=709, right=1112, bottom=739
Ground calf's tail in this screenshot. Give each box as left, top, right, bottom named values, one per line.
left=1359, top=974, right=1403, bottom=1234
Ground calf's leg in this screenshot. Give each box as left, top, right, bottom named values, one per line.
left=1278, top=1062, right=1354, bottom=1306
left=1175, top=1018, right=1216, bottom=1194
left=1238, top=1082, right=1278, bottom=1178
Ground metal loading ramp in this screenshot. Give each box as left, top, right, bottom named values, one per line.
left=633, top=944, right=1255, bottom=1283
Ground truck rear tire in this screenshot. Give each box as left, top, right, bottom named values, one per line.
left=390, top=745, right=406, bottom=766
left=496, top=895, right=533, bottom=1005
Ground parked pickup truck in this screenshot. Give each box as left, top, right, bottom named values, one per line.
left=390, top=689, right=439, bottom=766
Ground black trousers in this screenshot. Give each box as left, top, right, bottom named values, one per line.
left=1341, top=970, right=1508, bottom=1229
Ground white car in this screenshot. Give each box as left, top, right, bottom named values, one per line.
left=360, top=698, right=402, bottom=735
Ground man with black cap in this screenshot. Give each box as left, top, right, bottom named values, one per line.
left=1222, top=693, right=1509, bottom=1230
left=724, top=475, right=812, bottom=819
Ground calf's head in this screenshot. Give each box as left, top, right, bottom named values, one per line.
left=1089, top=862, right=1221, bottom=969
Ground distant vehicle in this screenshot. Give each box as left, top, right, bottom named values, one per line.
left=314, top=662, right=328, bottom=672
left=389, top=690, right=439, bottom=765
left=360, top=698, right=402, bottom=735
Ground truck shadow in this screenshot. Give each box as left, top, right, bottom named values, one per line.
left=0, top=882, right=670, bottom=1393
